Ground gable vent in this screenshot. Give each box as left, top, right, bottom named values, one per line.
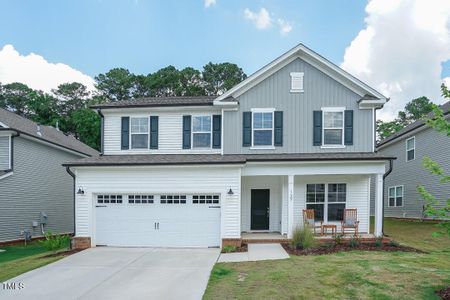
left=290, top=72, right=304, bottom=93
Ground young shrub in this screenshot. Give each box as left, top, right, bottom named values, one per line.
left=222, top=245, right=237, bottom=253
left=348, top=237, right=360, bottom=248
left=374, top=238, right=383, bottom=247
left=39, top=231, right=70, bottom=252
left=291, top=226, right=315, bottom=250
left=334, top=234, right=343, bottom=245
left=388, top=240, right=400, bottom=247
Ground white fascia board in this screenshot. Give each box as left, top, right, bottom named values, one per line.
left=359, top=99, right=387, bottom=109
left=216, top=43, right=387, bottom=102
left=101, top=105, right=221, bottom=114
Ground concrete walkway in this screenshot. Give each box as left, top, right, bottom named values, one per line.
left=218, top=243, right=289, bottom=263
left=0, top=247, right=220, bottom=300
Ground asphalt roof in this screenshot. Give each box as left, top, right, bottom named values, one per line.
left=378, top=101, right=450, bottom=147
left=0, top=108, right=99, bottom=157
left=91, top=96, right=217, bottom=109
left=63, top=152, right=395, bottom=167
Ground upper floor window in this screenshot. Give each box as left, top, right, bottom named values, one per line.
left=388, top=186, right=403, bottom=207
left=290, top=72, right=304, bottom=93
left=406, top=137, right=415, bottom=161
left=192, top=116, right=212, bottom=148
left=130, top=117, right=149, bottom=149
left=322, top=108, right=344, bottom=146
left=252, top=111, right=274, bottom=146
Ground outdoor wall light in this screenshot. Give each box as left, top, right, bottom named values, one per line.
left=227, top=188, right=234, bottom=196
left=77, top=187, right=85, bottom=195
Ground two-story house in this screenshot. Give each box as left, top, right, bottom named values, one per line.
left=372, top=101, right=450, bottom=219
left=64, top=44, right=394, bottom=249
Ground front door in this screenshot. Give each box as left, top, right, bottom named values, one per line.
left=251, top=189, right=270, bottom=230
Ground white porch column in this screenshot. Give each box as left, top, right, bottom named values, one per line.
left=374, top=173, right=384, bottom=237
left=287, top=175, right=295, bottom=238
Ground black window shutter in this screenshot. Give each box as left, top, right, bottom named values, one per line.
left=344, top=110, right=353, bottom=145
left=150, top=116, right=159, bottom=149
left=242, top=112, right=252, bottom=147
left=182, top=115, right=191, bottom=149
left=274, top=111, right=283, bottom=146
left=212, top=115, right=221, bottom=149
left=121, top=116, right=130, bottom=150
left=313, top=111, right=322, bottom=146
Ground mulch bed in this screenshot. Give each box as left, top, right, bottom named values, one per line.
left=221, top=243, right=248, bottom=253
left=437, top=287, right=450, bottom=300
left=40, top=248, right=83, bottom=258
left=281, top=243, right=424, bottom=256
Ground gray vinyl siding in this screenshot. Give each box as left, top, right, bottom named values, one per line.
left=0, top=137, right=80, bottom=242
left=0, top=136, right=9, bottom=170
left=223, top=57, right=374, bottom=154
left=373, top=127, right=450, bottom=218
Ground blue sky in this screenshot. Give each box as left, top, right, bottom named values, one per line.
left=0, top=0, right=449, bottom=120
left=0, top=0, right=367, bottom=76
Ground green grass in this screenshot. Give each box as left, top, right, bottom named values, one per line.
left=204, top=218, right=450, bottom=300
left=0, top=239, right=70, bottom=281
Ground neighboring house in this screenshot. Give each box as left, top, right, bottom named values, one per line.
left=370, top=101, right=450, bottom=219
left=0, top=108, right=98, bottom=243
left=64, top=44, right=394, bottom=249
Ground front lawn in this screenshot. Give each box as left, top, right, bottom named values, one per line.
left=0, top=239, right=71, bottom=282
left=204, top=219, right=450, bottom=300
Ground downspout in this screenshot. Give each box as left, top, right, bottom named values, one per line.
left=382, top=159, right=394, bottom=235
left=97, top=109, right=104, bottom=156
left=65, top=166, right=76, bottom=237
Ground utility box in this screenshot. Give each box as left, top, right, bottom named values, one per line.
left=40, top=212, right=48, bottom=225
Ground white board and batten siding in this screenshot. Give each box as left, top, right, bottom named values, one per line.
left=74, top=166, right=241, bottom=247
left=102, top=107, right=222, bottom=155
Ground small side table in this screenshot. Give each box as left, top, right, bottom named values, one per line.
left=321, top=224, right=337, bottom=236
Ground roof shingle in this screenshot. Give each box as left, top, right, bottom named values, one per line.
left=91, top=96, right=217, bottom=109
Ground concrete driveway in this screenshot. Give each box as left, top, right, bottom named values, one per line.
left=0, top=247, right=220, bottom=300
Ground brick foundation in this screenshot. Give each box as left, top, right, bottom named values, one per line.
left=222, top=238, right=242, bottom=247
left=71, top=237, right=91, bottom=249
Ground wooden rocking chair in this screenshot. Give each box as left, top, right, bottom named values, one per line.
left=303, top=209, right=322, bottom=235
left=341, top=208, right=359, bottom=236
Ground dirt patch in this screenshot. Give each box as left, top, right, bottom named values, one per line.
left=221, top=243, right=248, bottom=253
left=282, top=243, right=424, bottom=256
left=40, top=248, right=83, bottom=258
left=437, top=286, right=450, bottom=300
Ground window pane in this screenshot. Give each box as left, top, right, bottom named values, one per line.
left=254, top=130, right=272, bottom=146
left=263, top=113, right=273, bottom=128
left=338, top=184, right=346, bottom=192
left=193, top=116, right=211, bottom=132
left=306, top=184, right=315, bottom=193
left=131, top=118, right=148, bottom=133
left=316, top=193, right=325, bottom=203
left=328, top=204, right=345, bottom=221
left=324, top=111, right=343, bottom=127
left=324, top=129, right=342, bottom=145
left=337, top=193, right=346, bottom=202
left=407, top=150, right=415, bottom=161
left=328, top=193, right=337, bottom=202
left=306, top=193, right=316, bottom=203
left=329, top=184, right=337, bottom=193
left=389, top=188, right=395, bottom=197
left=131, top=134, right=148, bottom=149
left=306, top=204, right=324, bottom=221
left=389, top=197, right=395, bottom=207
left=316, top=184, right=325, bottom=192
left=193, top=133, right=211, bottom=148
left=396, top=186, right=403, bottom=197
left=396, top=197, right=403, bottom=207
left=406, top=138, right=414, bottom=150
left=253, top=113, right=263, bottom=129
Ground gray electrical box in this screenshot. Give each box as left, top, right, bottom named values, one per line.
left=40, top=212, right=48, bottom=225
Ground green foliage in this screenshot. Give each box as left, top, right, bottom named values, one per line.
left=0, top=82, right=35, bottom=116
left=334, top=234, right=344, bottom=245
left=376, top=119, right=405, bottom=140
left=348, top=237, right=360, bottom=248
left=202, top=62, right=247, bottom=96
left=222, top=245, right=237, bottom=253
left=388, top=240, right=399, bottom=247
left=323, top=242, right=335, bottom=249
left=374, top=238, right=383, bottom=247
left=39, top=232, right=70, bottom=252
left=210, top=266, right=233, bottom=282
left=291, top=226, right=315, bottom=250
left=95, top=68, right=136, bottom=101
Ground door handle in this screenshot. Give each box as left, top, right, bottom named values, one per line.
left=267, top=207, right=270, bottom=217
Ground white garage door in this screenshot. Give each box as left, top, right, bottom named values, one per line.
left=95, top=194, right=221, bottom=247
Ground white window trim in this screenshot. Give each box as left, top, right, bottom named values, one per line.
left=305, top=183, right=347, bottom=223
left=191, top=114, right=213, bottom=149
left=321, top=107, right=345, bottom=148
left=290, top=72, right=304, bottom=93
left=129, top=117, right=150, bottom=149
left=388, top=185, right=404, bottom=207
left=250, top=108, right=275, bottom=149
left=406, top=136, right=415, bottom=162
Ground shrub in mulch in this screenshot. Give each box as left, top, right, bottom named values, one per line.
left=437, top=286, right=450, bottom=300
left=221, top=243, right=248, bottom=253
left=281, top=241, right=424, bottom=256
left=40, top=248, right=83, bottom=258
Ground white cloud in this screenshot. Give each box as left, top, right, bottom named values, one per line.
left=244, top=8, right=272, bottom=30
left=244, top=8, right=293, bottom=35
left=341, top=0, right=450, bottom=121
left=0, top=44, right=96, bottom=93
left=204, top=0, right=216, bottom=8
left=277, top=19, right=293, bottom=35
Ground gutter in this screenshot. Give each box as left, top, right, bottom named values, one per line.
left=97, top=109, right=104, bottom=155
left=65, top=166, right=76, bottom=237
left=381, top=159, right=394, bottom=235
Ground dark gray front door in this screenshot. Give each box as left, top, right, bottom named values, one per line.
left=251, top=189, right=270, bottom=230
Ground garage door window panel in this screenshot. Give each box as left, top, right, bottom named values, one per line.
left=160, top=195, right=187, bottom=204
left=97, top=195, right=123, bottom=204
left=128, top=195, right=154, bottom=204
left=193, top=195, right=220, bottom=204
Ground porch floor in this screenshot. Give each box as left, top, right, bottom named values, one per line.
left=241, top=232, right=377, bottom=243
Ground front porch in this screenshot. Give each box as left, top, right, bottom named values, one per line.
left=241, top=232, right=379, bottom=244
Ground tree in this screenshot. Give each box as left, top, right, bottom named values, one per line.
left=417, top=84, right=450, bottom=237
left=177, top=67, right=205, bottom=96
left=147, top=66, right=181, bottom=97
left=376, top=119, right=405, bottom=140
left=202, top=62, right=247, bottom=96
left=0, top=82, right=35, bottom=116
left=70, top=108, right=101, bottom=150
left=95, top=68, right=135, bottom=101
left=27, top=90, right=60, bottom=127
